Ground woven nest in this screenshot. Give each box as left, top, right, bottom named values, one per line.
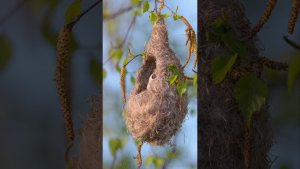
left=124, top=18, right=188, bottom=146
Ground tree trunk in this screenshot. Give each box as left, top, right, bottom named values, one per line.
left=198, top=0, right=273, bottom=169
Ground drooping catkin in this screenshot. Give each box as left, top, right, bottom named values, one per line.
left=250, top=0, right=277, bottom=37
left=120, top=66, right=126, bottom=105
left=55, top=25, right=74, bottom=161
left=288, top=0, right=300, bottom=34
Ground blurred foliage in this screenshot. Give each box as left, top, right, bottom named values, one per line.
left=234, top=74, right=268, bottom=127
left=212, top=53, right=237, bottom=84
left=109, top=137, right=127, bottom=156
left=89, top=58, right=101, bottom=85
left=65, top=0, right=82, bottom=23
left=287, top=54, right=300, bottom=91
left=0, top=35, right=12, bottom=73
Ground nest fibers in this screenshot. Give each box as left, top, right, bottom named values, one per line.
left=125, top=18, right=188, bottom=146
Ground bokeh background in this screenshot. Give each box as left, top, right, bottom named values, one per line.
left=0, top=0, right=101, bottom=169
left=0, top=0, right=298, bottom=169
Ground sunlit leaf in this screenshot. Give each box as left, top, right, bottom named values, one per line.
left=143, top=1, right=150, bottom=13
left=131, top=0, right=141, bottom=6
left=173, top=14, right=181, bottom=21
left=109, top=138, right=125, bottom=156
left=153, top=157, right=164, bottom=169
left=109, top=49, right=123, bottom=62
left=166, top=151, right=177, bottom=159
left=212, top=54, right=238, bottom=84
left=133, top=7, right=142, bottom=16
left=287, top=54, right=300, bottom=91
left=123, top=57, right=129, bottom=66
left=169, top=74, right=178, bottom=84
left=115, top=157, right=134, bottom=169
left=0, top=35, right=12, bottom=73
left=168, top=64, right=181, bottom=76
left=130, top=75, right=136, bottom=84
left=103, top=68, right=107, bottom=80
left=149, top=11, right=158, bottom=25
left=65, top=0, right=81, bottom=23
left=193, top=74, right=197, bottom=88
left=177, top=81, right=187, bottom=96
left=234, top=74, right=268, bottom=127
left=161, top=13, right=170, bottom=19
left=145, top=156, right=154, bottom=166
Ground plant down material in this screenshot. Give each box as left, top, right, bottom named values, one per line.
left=125, top=17, right=188, bottom=145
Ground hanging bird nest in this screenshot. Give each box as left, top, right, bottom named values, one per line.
left=124, top=17, right=188, bottom=146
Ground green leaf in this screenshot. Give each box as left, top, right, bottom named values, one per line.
left=115, top=63, right=121, bottom=73
left=193, top=74, right=197, bottom=88
left=161, top=13, right=170, bottom=19
left=168, top=64, right=181, bottom=76
left=65, top=0, right=81, bottom=23
left=175, top=6, right=179, bottom=13
left=287, top=54, right=300, bottom=91
left=153, top=157, right=164, bottom=168
left=208, top=18, right=227, bottom=34
left=108, top=138, right=125, bottom=156
left=130, top=75, right=136, bottom=84
left=205, top=31, right=221, bottom=43
left=190, top=109, right=196, bottom=116
left=149, top=11, right=158, bottom=25
left=145, top=156, right=154, bottom=166
left=166, top=151, right=177, bottom=159
left=234, top=74, right=268, bottom=126
left=177, top=81, right=187, bottom=96
left=143, top=1, right=150, bottom=13
left=103, top=68, right=107, bottom=80
left=212, top=54, right=238, bottom=84
left=133, top=7, right=142, bottom=16
left=169, top=74, right=178, bottom=84
left=41, top=15, right=56, bottom=47
left=109, top=49, right=123, bottom=61
left=131, top=0, right=141, bottom=6
left=123, top=57, right=129, bottom=66
left=89, top=59, right=101, bottom=85
left=221, top=31, right=247, bottom=58
left=173, top=14, right=181, bottom=21
left=0, top=35, right=12, bottom=73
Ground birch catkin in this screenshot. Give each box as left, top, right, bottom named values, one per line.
left=120, top=66, right=126, bottom=105
left=288, top=0, right=300, bottom=34
left=55, top=26, right=74, bottom=160
left=251, top=0, right=277, bottom=37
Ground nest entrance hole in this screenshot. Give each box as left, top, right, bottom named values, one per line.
left=136, top=56, right=156, bottom=94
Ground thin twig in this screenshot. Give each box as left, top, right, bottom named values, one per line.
left=124, top=53, right=143, bottom=67
left=67, top=0, right=102, bottom=29
left=104, top=5, right=133, bottom=20
left=0, top=0, right=28, bottom=28
left=104, top=15, right=137, bottom=64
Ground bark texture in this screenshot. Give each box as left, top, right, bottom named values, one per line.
left=198, top=0, right=273, bottom=169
